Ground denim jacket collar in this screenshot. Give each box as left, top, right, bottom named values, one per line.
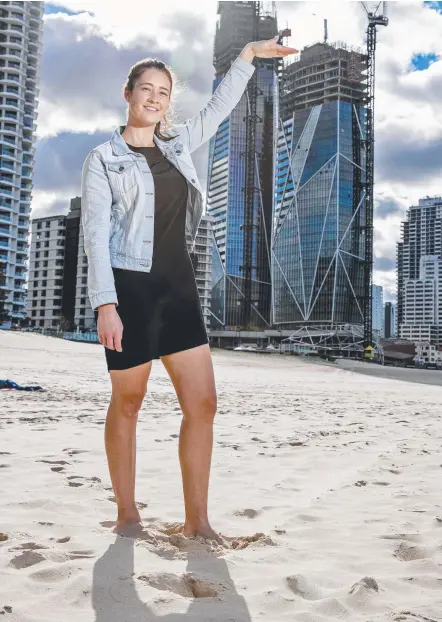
left=110, top=125, right=183, bottom=158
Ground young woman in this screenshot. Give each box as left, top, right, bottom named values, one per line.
left=81, top=36, right=297, bottom=539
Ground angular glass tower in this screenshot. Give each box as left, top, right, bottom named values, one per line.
left=208, top=1, right=277, bottom=330
left=272, top=43, right=368, bottom=329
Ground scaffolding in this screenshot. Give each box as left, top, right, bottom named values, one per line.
left=281, top=324, right=382, bottom=357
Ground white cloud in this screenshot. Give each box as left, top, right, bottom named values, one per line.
left=47, top=0, right=218, bottom=46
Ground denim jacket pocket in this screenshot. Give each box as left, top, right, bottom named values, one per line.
left=106, top=160, right=138, bottom=195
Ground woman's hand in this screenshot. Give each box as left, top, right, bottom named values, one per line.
left=240, top=36, right=298, bottom=63
left=97, top=304, right=123, bottom=352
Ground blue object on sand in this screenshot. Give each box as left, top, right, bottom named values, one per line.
left=0, top=379, right=43, bottom=391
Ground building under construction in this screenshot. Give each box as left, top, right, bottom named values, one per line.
left=273, top=41, right=368, bottom=336
left=208, top=1, right=277, bottom=331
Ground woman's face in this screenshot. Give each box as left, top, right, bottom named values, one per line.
left=125, top=68, right=171, bottom=127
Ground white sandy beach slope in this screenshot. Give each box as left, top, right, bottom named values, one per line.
left=0, top=330, right=442, bottom=622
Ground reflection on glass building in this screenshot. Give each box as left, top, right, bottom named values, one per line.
left=208, top=1, right=277, bottom=330
left=272, top=42, right=368, bottom=329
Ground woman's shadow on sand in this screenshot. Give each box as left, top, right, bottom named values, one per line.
left=92, top=535, right=252, bottom=622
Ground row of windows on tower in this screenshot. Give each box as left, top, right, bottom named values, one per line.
left=34, top=230, right=64, bottom=240
left=36, top=220, right=65, bottom=230
left=35, top=240, right=65, bottom=249
left=34, top=250, right=64, bottom=259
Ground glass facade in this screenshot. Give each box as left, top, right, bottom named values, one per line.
left=272, top=99, right=367, bottom=327
left=208, top=65, right=276, bottom=329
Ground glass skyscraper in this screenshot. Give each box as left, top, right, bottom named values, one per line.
left=272, top=42, right=368, bottom=329
left=208, top=1, right=277, bottom=330
left=0, top=1, right=44, bottom=324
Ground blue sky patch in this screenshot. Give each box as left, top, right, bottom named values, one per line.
left=44, top=3, right=91, bottom=16
left=424, top=1, right=442, bottom=13
left=411, top=52, right=438, bottom=70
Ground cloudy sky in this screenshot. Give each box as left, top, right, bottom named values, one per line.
left=34, top=0, right=442, bottom=302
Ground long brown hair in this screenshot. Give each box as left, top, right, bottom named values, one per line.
left=124, top=58, right=177, bottom=142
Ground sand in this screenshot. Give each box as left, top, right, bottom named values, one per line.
left=1, top=330, right=442, bottom=622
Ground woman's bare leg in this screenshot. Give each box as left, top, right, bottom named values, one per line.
left=161, top=344, right=219, bottom=540
left=107, top=362, right=152, bottom=534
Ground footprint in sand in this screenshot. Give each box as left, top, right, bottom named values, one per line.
left=234, top=509, right=260, bottom=519
left=348, top=576, right=379, bottom=595
left=36, top=460, right=70, bottom=466
left=286, top=574, right=324, bottom=600
left=62, top=449, right=89, bottom=457
left=67, top=475, right=101, bottom=487
left=138, top=572, right=223, bottom=598
left=10, top=550, right=46, bottom=569
left=393, top=613, right=439, bottom=622
left=394, top=542, right=431, bottom=562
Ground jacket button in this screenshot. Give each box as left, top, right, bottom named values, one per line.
left=191, top=179, right=195, bottom=183
left=119, top=165, right=124, bottom=171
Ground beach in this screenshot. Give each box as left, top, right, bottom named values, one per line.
left=1, top=330, right=442, bottom=621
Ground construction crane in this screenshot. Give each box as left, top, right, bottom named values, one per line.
left=360, top=1, right=389, bottom=349
left=240, top=1, right=261, bottom=329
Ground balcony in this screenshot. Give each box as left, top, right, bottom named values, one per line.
left=0, top=213, right=11, bottom=224
left=0, top=239, right=9, bottom=247
left=0, top=161, right=15, bottom=172
left=0, top=136, right=16, bottom=145
left=0, top=175, right=15, bottom=184
left=3, top=98, right=19, bottom=109
left=0, top=187, right=13, bottom=196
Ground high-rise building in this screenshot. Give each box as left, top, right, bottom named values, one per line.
left=27, top=199, right=94, bottom=331
left=0, top=1, right=44, bottom=325
left=397, top=196, right=442, bottom=344
left=272, top=42, right=368, bottom=330
left=384, top=301, right=396, bottom=338
left=208, top=1, right=277, bottom=331
left=75, top=207, right=95, bottom=330
left=28, top=200, right=214, bottom=332
left=186, top=214, right=213, bottom=329
left=372, top=283, right=384, bottom=336
left=27, top=214, right=67, bottom=329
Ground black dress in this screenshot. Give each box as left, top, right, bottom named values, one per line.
left=100, top=143, right=208, bottom=371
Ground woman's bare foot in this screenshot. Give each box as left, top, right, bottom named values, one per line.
left=183, top=520, right=224, bottom=545
left=113, top=518, right=144, bottom=538
left=113, top=509, right=142, bottom=538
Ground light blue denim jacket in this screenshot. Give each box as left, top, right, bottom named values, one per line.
left=81, top=56, right=255, bottom=310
